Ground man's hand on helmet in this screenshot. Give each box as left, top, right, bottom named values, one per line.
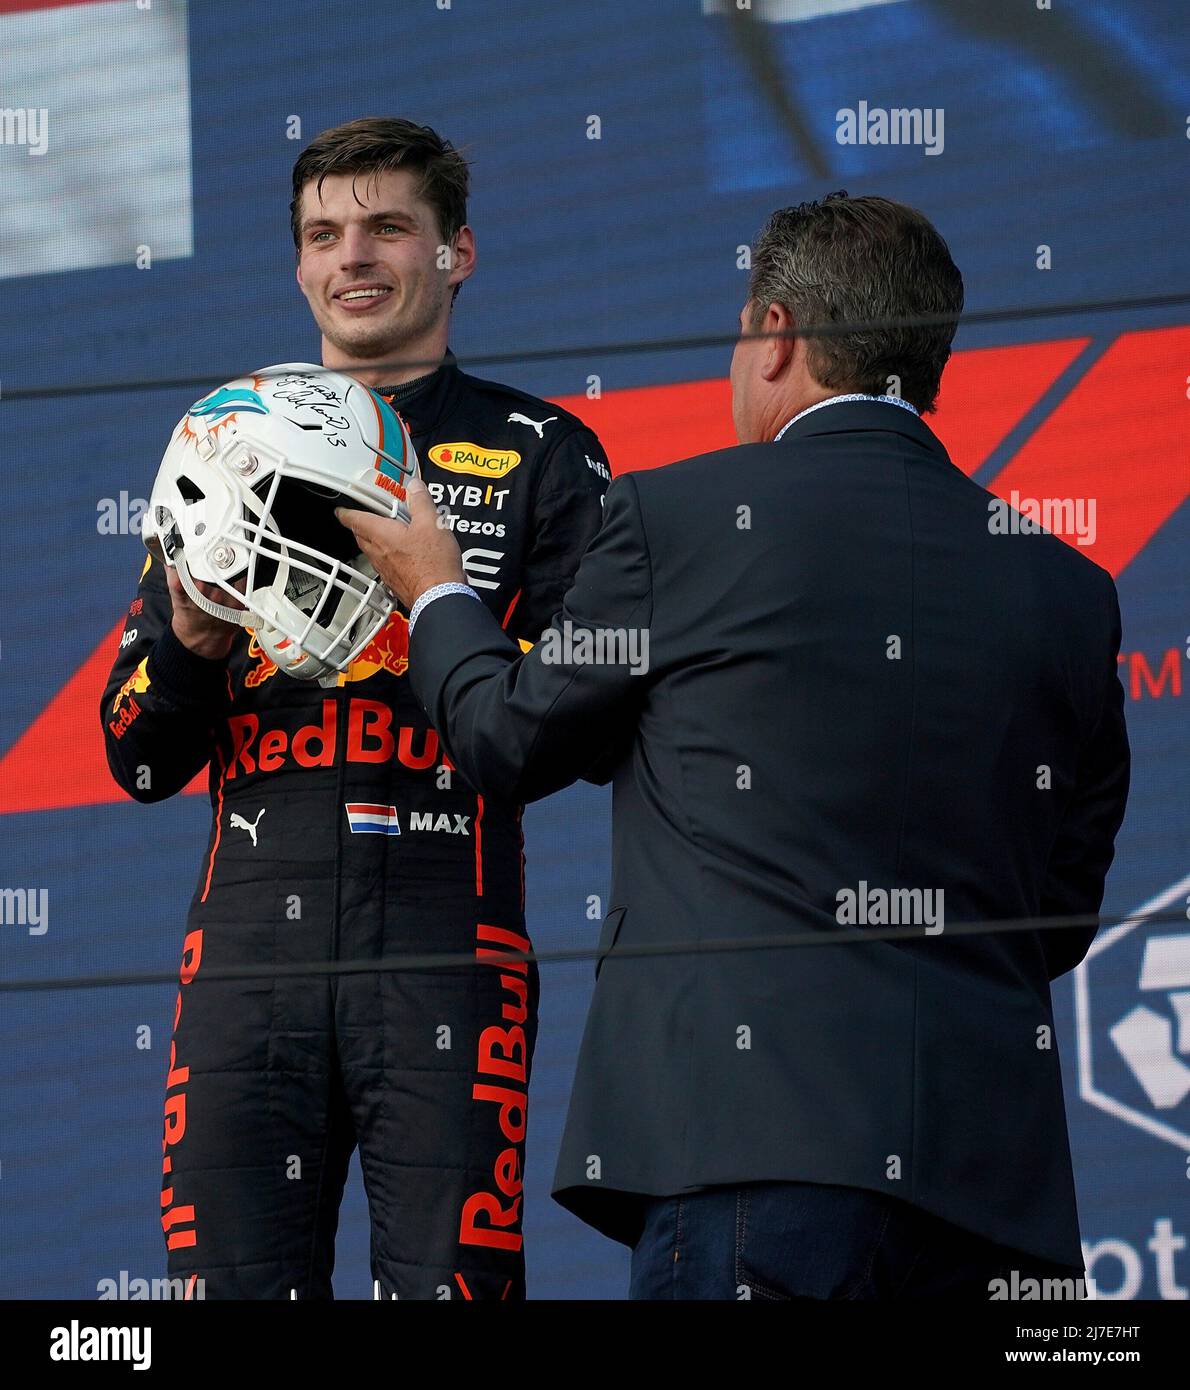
left=337, top=479, right=465, bottom=611
left=166, top=566, right=247, bottom=660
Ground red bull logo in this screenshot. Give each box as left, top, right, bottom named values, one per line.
left=161, top=928, right=204, bottom=1255
left=224, top=699, right=440, bottom=779
left=243, top=631, right=278, bottom=688
left=113, top=655, right=151, bottom=710
left=460, top=923, right=533, bottom=1255
left=111, top=655, right=152, bottom=737
left=238, top=615, right=408, bottom=690
left=338, top=613, right=410, bottom=684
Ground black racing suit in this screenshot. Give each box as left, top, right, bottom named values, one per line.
left=101, top=351, right=609, bottom=1299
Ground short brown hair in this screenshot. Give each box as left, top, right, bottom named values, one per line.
left=747, top=192, right=963, bottom=414
left=290, top=116, right=469, bottom=253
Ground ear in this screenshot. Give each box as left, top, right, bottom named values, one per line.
left=295, top=258, right=305, bottom=293
left=447, top=225, right=477, bottom=287
left=762, top=302, right=797, bottom=381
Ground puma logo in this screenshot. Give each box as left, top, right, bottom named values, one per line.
left=507, top=412, right=557, bottom=438
left=229, top=808, right=266, bottom=846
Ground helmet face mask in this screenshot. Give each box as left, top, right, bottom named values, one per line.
left=145, top=363, right=418, bottom=684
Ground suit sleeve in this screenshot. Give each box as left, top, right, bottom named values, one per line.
left=100, top=553, right=234, bottom=803
left=1038, top=575, right=1130, bottom=979
left=410, top=472, right=652, bottom=804
left=506, top=425, right=610, bottom=646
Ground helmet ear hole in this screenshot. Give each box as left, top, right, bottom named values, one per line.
left=175, top=474, right=206, bottom=504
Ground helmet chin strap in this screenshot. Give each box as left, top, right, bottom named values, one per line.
left=173, top=550, right=254, bottom=628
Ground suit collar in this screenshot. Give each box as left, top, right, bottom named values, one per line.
left=775, top=397, right=951, bottom=463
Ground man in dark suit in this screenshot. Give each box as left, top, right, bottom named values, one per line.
left=340, top=193, right=1129, bottom=1300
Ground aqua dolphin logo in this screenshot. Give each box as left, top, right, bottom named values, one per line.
left=189, top=386, right=268, bottom=420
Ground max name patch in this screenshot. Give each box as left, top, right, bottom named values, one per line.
left=429, top=442, right=521, bottom=478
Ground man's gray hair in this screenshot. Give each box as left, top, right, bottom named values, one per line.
left=747, top=192, right=964, bottom=414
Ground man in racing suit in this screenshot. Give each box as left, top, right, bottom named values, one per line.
left=100, top=118, right=610, bottom=1300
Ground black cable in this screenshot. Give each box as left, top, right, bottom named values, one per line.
left=3, top=290, right=1188, bottom=405
left=1, top=905, right=1181, bottom=995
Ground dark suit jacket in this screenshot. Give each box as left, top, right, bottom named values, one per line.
left=410, top=400, right=1129, bottom=1267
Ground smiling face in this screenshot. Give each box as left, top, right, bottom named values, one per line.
left=295, top=167, right=476, bottom=385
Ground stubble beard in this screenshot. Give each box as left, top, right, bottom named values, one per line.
left=320, top=278, right=449, bottom=378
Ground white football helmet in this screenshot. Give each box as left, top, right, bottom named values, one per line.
left=144, top=363, right=418, bottom=686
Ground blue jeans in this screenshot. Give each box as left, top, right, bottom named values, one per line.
left=628, top=1181, right=1086, bottom=1300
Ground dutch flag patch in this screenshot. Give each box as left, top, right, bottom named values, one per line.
left=345, top=803, right=401, bottom=835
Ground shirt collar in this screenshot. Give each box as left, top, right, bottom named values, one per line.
left=375, top=348, right=455, bottom=406
left=774, top=392, right=919, bottom=442
left=374, top=348, right=461, bottom=437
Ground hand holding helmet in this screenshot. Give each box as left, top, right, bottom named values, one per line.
left=164, top=566, right=246, bottom=660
